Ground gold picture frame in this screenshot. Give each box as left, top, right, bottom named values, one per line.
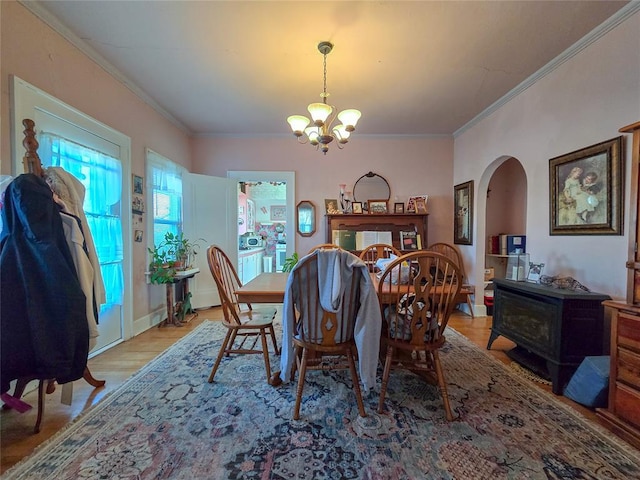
left=549, top=137, right=624, bottom=235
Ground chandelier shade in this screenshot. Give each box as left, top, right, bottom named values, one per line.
left=287, top=41, right=361, bottom=154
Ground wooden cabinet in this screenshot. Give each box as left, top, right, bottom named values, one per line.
left=595, top=122, right=640, bottom=448
left=621, top=121, right=640, bottom=303
left=325, top=213, right=428, bottom=252
left=597, top=301, right=640, bottom=449
left=238, top=248, right=264, bottom=284
left=488, top=279, right=611, bottom=394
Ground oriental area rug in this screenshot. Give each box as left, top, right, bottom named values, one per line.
left=4, top=321, right=640, bottom=479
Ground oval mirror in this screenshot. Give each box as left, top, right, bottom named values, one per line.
left=296, top=200, right=316, bottom=237
left=353, top=172, right=391, bottom=205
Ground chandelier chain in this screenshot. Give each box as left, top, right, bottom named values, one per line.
left=322, top=52, right=328, bottom=102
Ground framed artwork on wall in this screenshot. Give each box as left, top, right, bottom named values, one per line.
left=270, top=205, right=286, bottom=221
left=549, top=136, right=623, bottom=235
left=132, top=174, right=143, bottom=195
left=454, top=181, right=473, bottom=245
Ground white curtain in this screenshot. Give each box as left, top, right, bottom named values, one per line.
left=146, top=149, right=184, bottom=248
left=39, top=133, right=124, bottom=305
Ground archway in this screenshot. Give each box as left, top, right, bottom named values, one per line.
left=474, top=156, right=527, bottom=315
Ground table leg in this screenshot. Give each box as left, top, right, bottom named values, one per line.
left=159, top=282, right=181, bottom=327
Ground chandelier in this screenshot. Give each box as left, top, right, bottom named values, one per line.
left=287, top=41, right=361, bottom=155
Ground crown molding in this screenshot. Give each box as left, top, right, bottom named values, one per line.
left=19, top=1, right=639, bottom=140
left=454, top=2, right=640, bottom=138
left=19, top=1, right=192, bottom=135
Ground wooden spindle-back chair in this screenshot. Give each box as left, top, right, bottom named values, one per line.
left=206, top=245, right=279, bottom=384
left=377, top=250, right=462, bottom=420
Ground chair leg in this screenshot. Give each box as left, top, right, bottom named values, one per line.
left=208, top=328, right=233, bottom=383
left=290, top=345, right=301, bottom=382
left=377, top=345, right=394, bottom=414
left=466, top=294, right=475, bottom=319
left=432, top=350, right=454, bottom=421
left=346, top=347, right=366, bottom=417
left=293, top=348, right=309, bottom=420
left=260, top=328, right=272, bottom=383
left=268, top=325, right=280, bottom=354
left=226, top=330, right=238, bottom=356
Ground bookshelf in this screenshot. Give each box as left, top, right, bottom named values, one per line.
left=326, top=213, right=428, bottom=253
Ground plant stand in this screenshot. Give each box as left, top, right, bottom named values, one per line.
left=158, top=268, right=200, bottom=327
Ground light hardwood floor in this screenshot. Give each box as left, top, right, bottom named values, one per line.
left=0, top=309, right=618, bottom=473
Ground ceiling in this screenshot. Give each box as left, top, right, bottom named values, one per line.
left=28, top=1, right=630, bottom=137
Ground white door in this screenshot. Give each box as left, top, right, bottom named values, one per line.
left=183, top=173, right=238, bottom=309
left=12, top=77, right=132, bottom=354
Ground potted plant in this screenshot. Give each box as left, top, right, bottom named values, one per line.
left=164, top=232, right=204, bottom=270
left=147, top=244, right=176, bottom=284
left=282, top=252, right=299, bottom=272
left=148, top=232, right=205, bottom=284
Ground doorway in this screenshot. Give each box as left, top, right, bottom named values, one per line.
left=228, top=171, right=295, bottom=281
left=480, top=157, right=527, bottom=315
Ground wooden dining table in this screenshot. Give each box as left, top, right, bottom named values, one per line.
left=235, top=272, right=289, bottom=304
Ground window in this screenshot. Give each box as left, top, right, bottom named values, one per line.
left=146, top=149, right=185, bottom=250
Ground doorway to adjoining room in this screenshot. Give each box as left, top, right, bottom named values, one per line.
left=229, top=171, right=295, bottom=284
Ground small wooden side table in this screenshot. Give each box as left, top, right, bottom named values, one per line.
left=160, top=268, right=200, bottom=327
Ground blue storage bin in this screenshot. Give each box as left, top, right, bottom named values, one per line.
left=563, top=356, right=610, bottom=408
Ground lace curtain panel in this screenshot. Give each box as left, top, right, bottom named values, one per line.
left=39, top=132, right=123, bottom=305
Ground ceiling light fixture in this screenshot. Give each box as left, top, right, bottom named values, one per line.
left=287, top=41, right=361, bottom=155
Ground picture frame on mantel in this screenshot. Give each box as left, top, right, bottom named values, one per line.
left=549, top=136, right=623, bottom=235
left=368, top=200, right=388, bottom=214
left=454, top=181, right=473, bottom=245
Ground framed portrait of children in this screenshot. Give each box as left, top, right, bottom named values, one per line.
left=549, top=136, right=623, bottom=235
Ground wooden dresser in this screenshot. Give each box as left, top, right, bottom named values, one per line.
left=597, top=301, right=640, bottom=449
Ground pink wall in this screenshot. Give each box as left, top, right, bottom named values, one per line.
left=486, top=158, right=527, bottom=237
left=4, top=1, right=636, bottom=323
left=1, top=2, right=193, bottom=320
left=192, top=135, right=454, bottom=255
left=455, top=11, right=640, bottom=301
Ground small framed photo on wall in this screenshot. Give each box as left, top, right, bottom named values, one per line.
left=132, top=174, right=143, bottom=195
